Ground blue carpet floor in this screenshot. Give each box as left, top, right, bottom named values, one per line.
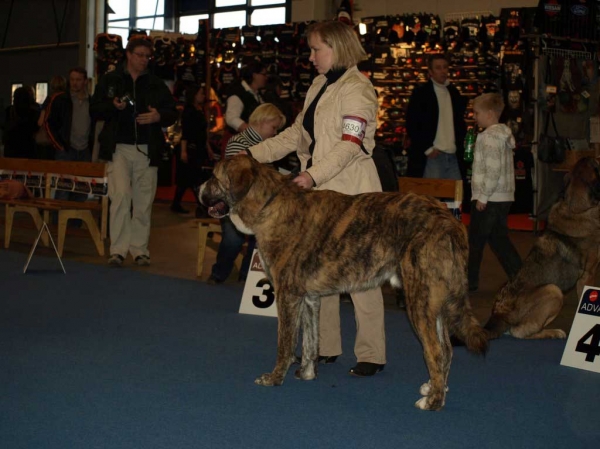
left=0, top=250, right=598, bottom=449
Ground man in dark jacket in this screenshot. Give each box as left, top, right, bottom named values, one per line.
left=46, top=67, right=93, bottom=202
left=90, top=38, right=177, bottom=267
left=406, top=54, right=467, bottom=179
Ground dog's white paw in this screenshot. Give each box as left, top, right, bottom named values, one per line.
left=419, top=380, right=449, bottom=396
left=255, top=373, right=282, bottom=386
left=415, top=396, right=430, bottom=410
left=415, top=395, right=446, bottom=411
left=294, top=366, right=317, bottom=381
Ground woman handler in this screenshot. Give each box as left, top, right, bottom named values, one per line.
left=247, top=21, right=385, bottom=377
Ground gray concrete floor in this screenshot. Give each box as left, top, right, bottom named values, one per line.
left=1, top=200, right=586, bottom=334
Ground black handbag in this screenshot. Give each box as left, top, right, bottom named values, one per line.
left=538, top=112, right=569, bottom=164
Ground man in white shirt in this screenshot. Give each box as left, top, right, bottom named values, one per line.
left=224, top=61, right=268, bottom=133
left=406, top=55, right=468, bottom=180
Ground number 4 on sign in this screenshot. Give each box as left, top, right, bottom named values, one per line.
left=575, top=324, right=600, bottom=363
left=561, top=286, right=600, bottom=374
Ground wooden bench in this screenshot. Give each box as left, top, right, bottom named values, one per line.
left=0, top=158, right=108, bottom=256
left=398, top=177, right=463, bottom=203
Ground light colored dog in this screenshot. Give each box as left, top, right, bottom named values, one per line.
left=200, top=156, right=488, bottom=411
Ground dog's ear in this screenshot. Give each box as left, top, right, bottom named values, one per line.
left=227, top=157, right=256, bottom=202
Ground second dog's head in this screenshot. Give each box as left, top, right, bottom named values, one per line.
left=564, top=156, right=600, bottom=213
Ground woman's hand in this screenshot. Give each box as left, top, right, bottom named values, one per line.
left=292, top=172, right=315, bottom=189
left=180, top=148, right=188, bottom=163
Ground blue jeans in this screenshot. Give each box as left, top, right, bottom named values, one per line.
left=54, top=147, right=92, bottom=202
left=211, top=217, right=256, bottom=281
left=423, top=152, right=462, bottom=180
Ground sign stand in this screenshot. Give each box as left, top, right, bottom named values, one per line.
left=23, top=221, right=66, bottom=274
left=239, top=249, right=277, bottom=317
left=560, top=285, right=600, bottom=373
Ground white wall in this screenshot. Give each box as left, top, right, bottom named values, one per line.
left=292, top=0, right=539, bottom=22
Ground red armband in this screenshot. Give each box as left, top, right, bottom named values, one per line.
left=341, top=115, right=367, bottom=145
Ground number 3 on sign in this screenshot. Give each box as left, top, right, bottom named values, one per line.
left=252, top=279, right=275, bottom=309
left=561, top=286, right=600, bottom=373
left=239, top=249, right=278, bottom=317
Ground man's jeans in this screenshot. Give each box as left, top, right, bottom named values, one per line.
left=423, top=152, right=461, bottom=180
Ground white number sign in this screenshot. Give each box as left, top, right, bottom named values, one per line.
left=561, top=286, right=600, bottom=373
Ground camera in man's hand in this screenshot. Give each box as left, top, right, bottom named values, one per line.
left=119, top=93, right=134, bottom=106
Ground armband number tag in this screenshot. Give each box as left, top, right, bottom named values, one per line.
left=342, top=116, right=367, bottom=145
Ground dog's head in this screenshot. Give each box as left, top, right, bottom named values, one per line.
left=563, top=156, right=600, bottom=212
left=198, top=155, right=293, bottom=222
left=199, top=156, right=259, bottom=219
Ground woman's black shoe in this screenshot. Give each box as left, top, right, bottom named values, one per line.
left=349, top=362, right=385, bottom=377
left=318, top=355, right=339, bottom=364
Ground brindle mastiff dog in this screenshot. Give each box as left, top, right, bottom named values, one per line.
left=200, top=156, right=488, bottom=411
left=486, top=157, right=600, bottom=340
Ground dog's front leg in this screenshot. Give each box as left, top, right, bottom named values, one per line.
left=295, top=295, right=320, bottom=381
left=255, top=293, right=302, bottom=387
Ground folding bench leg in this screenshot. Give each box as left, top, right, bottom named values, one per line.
left=6, top=205, right=49, bottom=248
left=57, top=210, right=105, bottom=257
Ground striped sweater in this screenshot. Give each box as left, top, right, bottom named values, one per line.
left=225, top=126, right=263, bottom=158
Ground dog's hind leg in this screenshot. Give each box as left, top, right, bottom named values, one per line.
left=509, top=285, right=566, bottom=339
left=406, top=286, right=450, bottom=411
left=418, top=314, right=452, bottom=399
left=255, top=293, right=303, bottom=387
left=295, top=295, right=320, bottom=381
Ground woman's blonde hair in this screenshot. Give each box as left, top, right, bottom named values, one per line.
left=249, top=103, right=286, bottom=129
left=306, top=21, right=366, bottom=69
left=473, top=93, right=505, bottom=117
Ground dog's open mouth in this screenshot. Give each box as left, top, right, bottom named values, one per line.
left=208, top=201, right=230, bottom=219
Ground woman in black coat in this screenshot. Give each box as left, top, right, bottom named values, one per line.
left=171, top=85, right=213, bottom=214
left=3, top=86, right=40, bottom=159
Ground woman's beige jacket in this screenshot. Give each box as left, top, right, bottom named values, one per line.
left=249, top=66, right=382, bottom=195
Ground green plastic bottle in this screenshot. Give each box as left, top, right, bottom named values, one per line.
left=464, top=127, right=475, bottom=163
left=464, top=127, right=476, bottom=183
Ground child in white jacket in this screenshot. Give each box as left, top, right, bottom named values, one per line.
left=468, top=93, right=522, bottom=292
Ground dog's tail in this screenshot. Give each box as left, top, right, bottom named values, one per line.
left=483, top=314, right=510, bottom=340
left=455, top=309, right=489, bottom=355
